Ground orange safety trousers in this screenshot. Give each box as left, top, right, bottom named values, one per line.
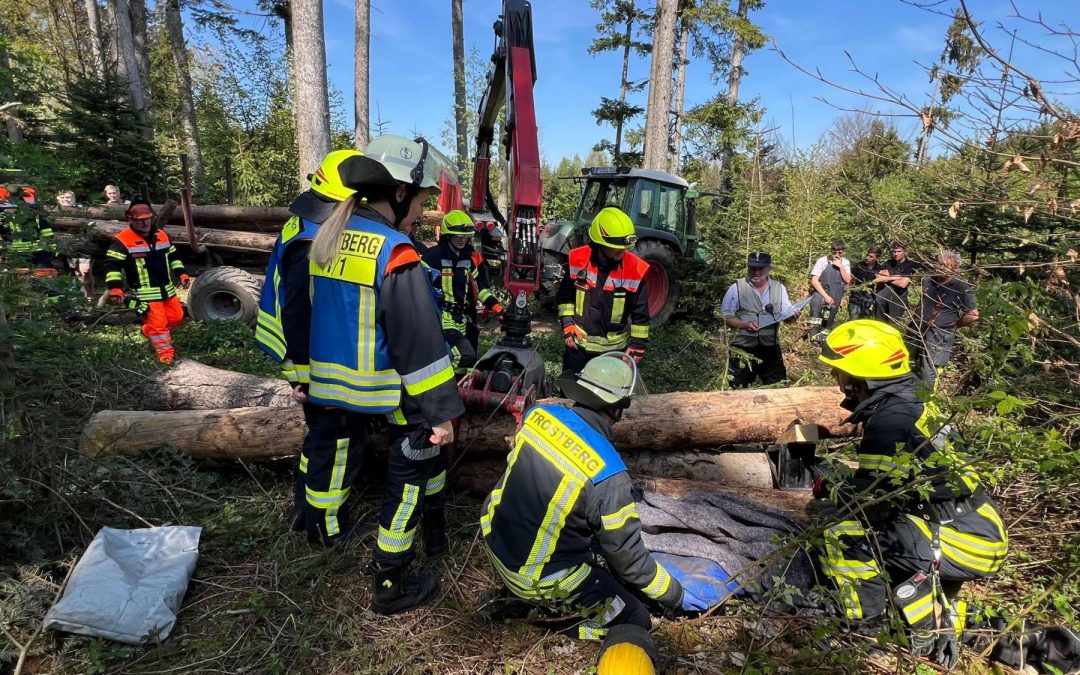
left=142, top=296, right=184, bottom=363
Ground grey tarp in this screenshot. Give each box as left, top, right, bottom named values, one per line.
left=43, top=526, right=201, bottom=644
left=637, top=489, right=821, bottom=608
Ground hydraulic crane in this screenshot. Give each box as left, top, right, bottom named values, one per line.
left=459, top=0, right=549, bottom=420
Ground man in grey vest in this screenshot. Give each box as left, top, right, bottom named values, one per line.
left=721, top=251, right=801, bottom=388
left=808, top=239, right=853, bottom=344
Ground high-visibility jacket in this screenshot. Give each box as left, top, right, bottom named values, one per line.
left=0, top=204, right=55, bottom=257
left=481, top=403, right=683, bottom=608
left=307, top=211, right=463, bottom=425
left=557, top=246, right=650, bottom=354
left=104, top=226, right=186, bottom=301
left=421, top=240, right=499, bottom=333
left=256, top=216, right=318, bottom=385
left=841, top=374, right=983, bottom=516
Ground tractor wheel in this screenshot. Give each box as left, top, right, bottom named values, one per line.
left=634, top=240, right=678, bottom=327
left=187, top=266, right=262, bottom=324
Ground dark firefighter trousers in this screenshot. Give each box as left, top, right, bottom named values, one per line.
left=374, top=422, right=448, bottom=568
left=297, top=405, right=372, bottom=545
left=485, top=550, right=653, bottom=642
left=819, top=496, right=1007, bottom=627
left=445, top=321, right=480, bottom=374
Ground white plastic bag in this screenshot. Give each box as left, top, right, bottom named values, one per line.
left=43, top=525, right=201, bottom=644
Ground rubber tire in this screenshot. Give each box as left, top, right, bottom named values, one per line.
left=536, top=250, right=567, bottom=311
left=187, top=266, right=262, bottom=324
left=634, top=240, right=678, bottom=327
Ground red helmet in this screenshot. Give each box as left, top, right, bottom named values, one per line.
left=125, top=202, right=154, bottom=221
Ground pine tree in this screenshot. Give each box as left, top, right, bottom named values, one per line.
left=588, top=0, right=650, bottom=165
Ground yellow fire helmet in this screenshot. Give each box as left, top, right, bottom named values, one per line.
left=309, top=149, right=363, bottom=202
left=441, top=209, right=475, bottom=237
left=819, top=319, right=911, bottom=379
left=589, top=206, right=638, bottom=250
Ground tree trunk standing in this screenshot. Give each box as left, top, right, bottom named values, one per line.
left=642, top=0, right=677, bottom=171
left=671, top=23, right=689, bottom=174
left=129, top=0, right=150, bottom=98
left=0, top=18, right=23, bottom=144
left=720, top=0, right=751, bottom=192
left=163, top=0, right=205, bottom=191
left=84, top=0, right=106, bottom=74
left=452, top=0, right=467, bottom=169
left=353, top=0, right=369, bottom=149
left=613, top=14, right=633, bottom=163
left=109, top=0, right=150, bottom=133
left=291, top=0, right=332, bottom=187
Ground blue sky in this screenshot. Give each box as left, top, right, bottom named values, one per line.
left=217, top=0, right=1080, bottom=164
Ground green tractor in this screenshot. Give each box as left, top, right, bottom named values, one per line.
left=538, top=166, right=710, bottom=326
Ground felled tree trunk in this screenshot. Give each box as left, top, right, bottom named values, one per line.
left=51, top=218, right=278, bottom=253
left=142, top=360, right=294, bottom=410
left=78, top=387, right=854, bottom=460
left=50, top=209, right=447, bottom=238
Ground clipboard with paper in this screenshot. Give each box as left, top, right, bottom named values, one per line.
left=755, top=294, right=814, bottom=329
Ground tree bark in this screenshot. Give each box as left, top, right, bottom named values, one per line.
left=353, top=0, right=369, bottom=149
left=79, top=387, right=855, bottom=460
left=720, top=0, right=750, bottom=187
left=0, top=17, right=23, bottom=144
left=142, top=360, right=294, bottom=410
left=671, top=23, right=689, bottom=174
left=51, top=217, right=280, bottom=253
left=84, top=0, right=106, bottom=74
left=613, top=13, right=634, bottom=163
left=163, top=0, right=205, bottom=191
left=452, top=0, right=467, bottom=169
left=129, top=0, right=150, bottom=103
left=291, top=0, right=332, bottom=187
left=50, top=206, right=447, bottom=234
left=642, top=0, right=677, bottom=170
left=108, top=0, right=150, bottom=133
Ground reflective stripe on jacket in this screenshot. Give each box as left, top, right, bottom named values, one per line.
left=557, top=246, right=650, bottom=353
left=104, top=227, right=185, bottom=302
left=256, top=216, right=318, bottom=384
left=482, top=404, right=682, bottom=608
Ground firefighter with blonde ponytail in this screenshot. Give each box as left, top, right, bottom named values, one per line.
left=307, top=136, right=465, bottom=616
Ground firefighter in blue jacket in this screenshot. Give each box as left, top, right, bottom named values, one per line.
left=256, top=149, right=365, bottom=535
left=482, top=352, right=709, bottom=672
left=308, top=135, right=464, bottom=615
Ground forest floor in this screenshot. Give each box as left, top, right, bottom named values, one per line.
left=1, top=294, right=1076, bottom=674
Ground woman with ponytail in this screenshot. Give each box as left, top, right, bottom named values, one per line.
left=306, top=136, right=465, bottom=616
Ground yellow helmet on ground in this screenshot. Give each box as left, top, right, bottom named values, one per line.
left=589, top=207, right=637, bottom=249
left=819, top=319, right=911, bottom=379
left=596, top=625, right=657, bottom=675
left=442, top=209, right=475, bottom=237
left=309, top=149, right=363, bottom=202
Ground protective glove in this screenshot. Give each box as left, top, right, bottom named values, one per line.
left=625, top=347, right=645, bottom=363
left=680, top=588, right=710, bottom=613
left=107, top=288, right=125, bottom=306
left=563, top=323, right=585, bottom=349
left=490, top=303, right=504, bottom=316
left=178, top=273, right=192, bottom=289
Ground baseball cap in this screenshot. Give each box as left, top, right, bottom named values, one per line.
left=747, top=251, right=772, bottom=267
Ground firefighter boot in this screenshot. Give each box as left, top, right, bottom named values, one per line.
left=371, top=564, right=439, bottom=616
left=421, top=506, right=448, bottom=560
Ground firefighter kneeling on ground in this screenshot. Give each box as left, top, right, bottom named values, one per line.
left=105, top=201, right=190, bottom=364
left=481, top=352, right=709, bottom=674
left=558, top=207, right=650, bottom=375
left=422, top=209, right=503, bottom=374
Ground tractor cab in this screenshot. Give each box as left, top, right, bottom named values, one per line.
left=540, top=166, right=708, bottom=325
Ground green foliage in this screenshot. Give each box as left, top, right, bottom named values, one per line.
left=541, top=155, right=587, bottom=223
